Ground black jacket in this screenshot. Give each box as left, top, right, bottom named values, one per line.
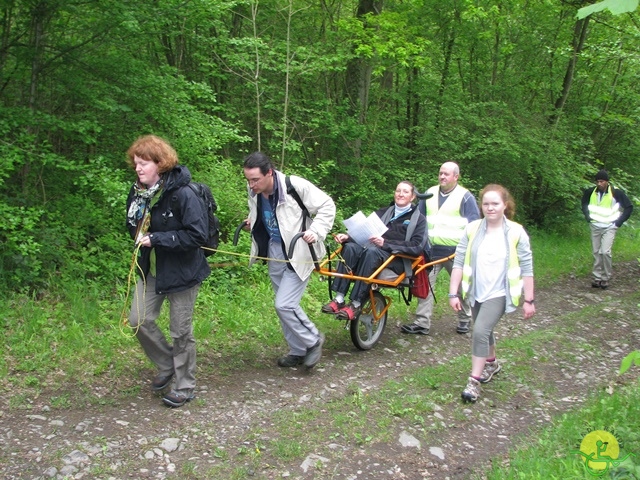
left=126, top=165, right=210, bottom=294
left=374, top=205, right=427, bottom=257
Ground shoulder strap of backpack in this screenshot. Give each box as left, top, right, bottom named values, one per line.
left=187, top=182, right=199, bottom=198
left=379, top=206, right=395, bottom=225
left=405, top=207, right=421, bottom=242
left=402, top=207, right=424, bottom=278
left=285, top=175, right=320, bottom=269
left=285, top=176, right=310, bottom=219
left=380, top=205, right=421, bottom=279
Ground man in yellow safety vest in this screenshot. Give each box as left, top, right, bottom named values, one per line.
left=401, top=162, right=480, bottom=335
left=580, top=169, right=633, bottom=289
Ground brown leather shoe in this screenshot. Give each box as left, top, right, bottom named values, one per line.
left=151, top=373, right=173, bottom=391
left=401, top=323, right=430, bottom=335
left=162, top=391, right=195, bottom=408
left=277, top=355, right=305, bottom=367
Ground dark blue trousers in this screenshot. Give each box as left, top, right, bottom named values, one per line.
left=331, top=242, right=404, bottom=303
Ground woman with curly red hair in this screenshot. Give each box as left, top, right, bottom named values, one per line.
left=449, top=184, right=535, bottom=403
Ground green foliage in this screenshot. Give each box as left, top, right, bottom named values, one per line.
left=486, top=380, right=640, bottom=479
left=620, top=351, right=640, bottom=375
left=578, top=0, right=639, bottom=19
left=1, top=0, right=639, bottom=293
left=0, top=204, right=45, bottom=290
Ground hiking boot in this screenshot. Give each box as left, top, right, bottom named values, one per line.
left=591, top=280, right=601, bottom=288
left=599, top=280, right=609, bottom=290
left=277, top=354, right=305, bottom=368
left=461, top=377, right=480, bottom=403
left=151, top=373, right=174, bottom=392
left=162, top=390, right=195, bottom=408
left=304, top=333, right=325, bottom=369
left=321, top=299, right=345, bottom=314
left=456, top=320, right=471, bottom=334
left=336, top=303, right=362, bottom=321
left=479, top=361, right=501, bottom=383
left=401, top=323, right=430, bottom=335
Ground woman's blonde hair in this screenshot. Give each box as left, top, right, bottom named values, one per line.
left=126, top=135, right=178, bottom=173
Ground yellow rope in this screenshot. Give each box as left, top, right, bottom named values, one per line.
left=120, top=243, right=148, bottom=337
left=200, top=246, right=331, bottom=265
left=119, top=242, right=349, bottom=336
left=120, top=244, right=340, bottom=337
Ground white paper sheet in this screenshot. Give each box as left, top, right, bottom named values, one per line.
left=343, top=211, right=388, bottom=246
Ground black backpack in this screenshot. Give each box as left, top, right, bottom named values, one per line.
left=188, top=182, right=220, bottom=257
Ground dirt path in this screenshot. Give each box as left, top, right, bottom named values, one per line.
left=1, top=263, right=639, bottom=479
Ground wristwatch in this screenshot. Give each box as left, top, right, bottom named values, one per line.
left=448, top=293, right=459, bottom=298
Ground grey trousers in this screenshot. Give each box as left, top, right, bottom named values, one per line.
left=268, top=240, right=322, bottom=357
left=471, top=296, right=506, bottom=358
left=129, top=275, right=199, bottom=394
left=590, top=224, right=617, bottom=282
left=414, top=259, right=471, bottom=329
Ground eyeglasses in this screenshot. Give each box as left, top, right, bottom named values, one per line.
left=247, top=176, right=264, bottom=186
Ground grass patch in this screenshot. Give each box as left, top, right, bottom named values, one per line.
left=3, top=219, right=635, bottom=398
left=484, top=380, right=640, bottom=480
left=1, top=220, right=639, bottom=478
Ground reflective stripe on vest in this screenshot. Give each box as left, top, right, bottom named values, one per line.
left=588, top=187, right=620, bottom=224
left=425, top=185, right=469, bottom=246
left=461, top=220, right=523, bottom=306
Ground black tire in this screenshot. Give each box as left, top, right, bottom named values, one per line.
left=349, top=290, right=387, bottom=350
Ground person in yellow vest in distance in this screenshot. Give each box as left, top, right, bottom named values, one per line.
left=401, top=162, right=480, bottom=336
left=449, top=184, right=535, bottom=403
left=581, top=169, right=633, bottom=290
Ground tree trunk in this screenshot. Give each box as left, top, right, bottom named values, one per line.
left=28, top=1, right=51, bottom=113
left=549, top=16, right=590, bottom=125
left=344, top=0, right=382, bottom=160
left=435, top=28, right=456, bottom=130
left=406, top=67, right=419, bottom=153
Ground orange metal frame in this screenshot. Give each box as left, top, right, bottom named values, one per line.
left=316, top=246, right=454, bottom=322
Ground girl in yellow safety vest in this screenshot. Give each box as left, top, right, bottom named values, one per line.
left=448, top=184, right=536, bottom=403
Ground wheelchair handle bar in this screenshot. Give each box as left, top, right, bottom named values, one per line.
left=232, top=220, right=249, bottom=246
left=288, top=232, right=320, bottom=271
left=415, top=192, right=434, bottom=200
left=234, top=222, right=320, bottom=271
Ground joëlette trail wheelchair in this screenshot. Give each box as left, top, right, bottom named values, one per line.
left=233, top=221, right=451, bottom=351
left=288, top=236, right=453, bottom=350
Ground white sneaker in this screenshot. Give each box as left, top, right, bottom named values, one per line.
left=461, top=377, right=480, bottom=402
left=479, top=361, right=501, bottom=383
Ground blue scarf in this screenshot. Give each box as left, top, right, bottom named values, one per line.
left=391, top=204, right=411, bottom=221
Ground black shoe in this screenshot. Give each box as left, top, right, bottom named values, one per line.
left=456, top=320, right=470, bottom=334
left=600, top=280, right=609, bottom=290
left=151, top=373, right=174, bottom=392
left=277, top=354, right=305, bottom=368
left=401, top=323, right=430, bottom=335
left=591, top=280, right=601, bottom=288
left=304, top=333, right=325, bottom=369
left=162, top=391, right=195, bottom=408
